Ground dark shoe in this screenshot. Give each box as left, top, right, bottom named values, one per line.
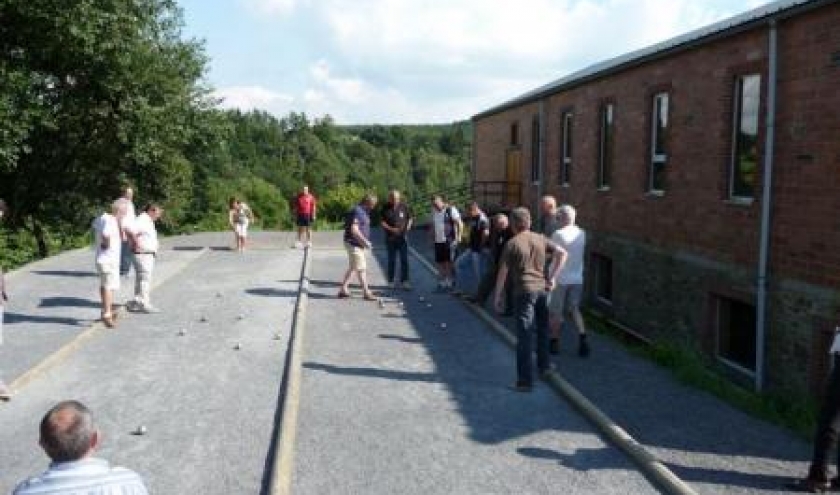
left=578, top=334, right=590, bottom=357
left=337, top=290, right=351, bottom=299
left=785, top=478, right=831, bottom=493
left=102, top=314, right=116, bottom=328
left=362, top=291, right=377, bottom=301
left=549, top=338, right=560, bottom=355
left=539, top=365, right=556, bottom=379
left=510, top=381, right=533, bottom=392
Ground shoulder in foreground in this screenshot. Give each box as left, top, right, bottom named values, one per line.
left=13, top=466, right=149, bottom=495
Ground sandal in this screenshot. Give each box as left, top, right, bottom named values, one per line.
left=102, top=314, right=116, bottom=328
left=337, top=290, right=351, bottom=299
left=362, top=292, right=377, bottom=301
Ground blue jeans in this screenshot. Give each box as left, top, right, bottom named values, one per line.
left=120, top=240, right=134, bottom=276
left=386, top=236, right=409, bottom=283
left=514, top=291, right=550, bottom=385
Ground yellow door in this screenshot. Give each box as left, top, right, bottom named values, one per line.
left=505, top=149, right=521, bottom=206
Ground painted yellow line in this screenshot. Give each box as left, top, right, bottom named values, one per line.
left=4, top=247, right=209, bottom=397
left=269, top=245, right=313, bottom=495
left=408, top=245, right=698, bottom=495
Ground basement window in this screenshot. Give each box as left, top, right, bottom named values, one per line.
left=591, top=253, right=613, bottom=303
left=715, top=295, right=757, bottom=373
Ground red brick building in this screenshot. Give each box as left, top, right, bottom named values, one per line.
left=471, top=0, right=840, bottom=394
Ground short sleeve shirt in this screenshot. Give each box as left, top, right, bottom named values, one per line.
left=499, top=231, right=548, bottom=294
left=344, top=204, right=370, bottom=247
left=92, top=213, right=121, bottom=266
left=381, top=202, right=412, bottom=239
left=431, top=206, right=460, bottom=243
left=296, top=193, right=316, bottom=217
left=467, top=213, right=490, bottom=252
left=132, top=213, right=159, bottom=254
left=550, top=225, right=586, bottom=285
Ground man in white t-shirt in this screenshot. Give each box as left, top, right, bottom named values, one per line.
left=428, top=195, right=461, bottom=290
left=93, top=200, right=129, bottom=328
left=127, top=204, right=162, bottom=313
left=549, top=204, right=590, bottom=357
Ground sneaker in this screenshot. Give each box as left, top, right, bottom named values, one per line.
left=549, top=338, right=560, bottom=355
left=510, top=381, right=533, bottom=393
left=401, top=281, right=412, bottom=291
left=578, top=334, right=590, bottom=357
left=0, top=382, right=12, bottom=401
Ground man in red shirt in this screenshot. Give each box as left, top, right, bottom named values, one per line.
left=293, top=185, right=317, bottom=248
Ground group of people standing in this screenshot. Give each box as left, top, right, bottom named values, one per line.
left=92, top=186, right=163, bottom=328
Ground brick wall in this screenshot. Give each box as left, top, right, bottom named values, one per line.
left=472, top=2, right=840, bottom=394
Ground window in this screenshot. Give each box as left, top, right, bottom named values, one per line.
left=560, top=111, right=573, bottom=186
left=716, top=296, right=757, bottom=373
left=598, top=103, right=614, bottom=189
left=592, top=253, right=613, bottom=303
left=510, top=122, right=519, bottom=147
left=649, top=93, right=669, bottom=192
left=530, top=116, right=541, bottom=183
left=730, top=74, right=761, bottom=199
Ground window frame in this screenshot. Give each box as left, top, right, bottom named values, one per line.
left=591, top=253, right=613, bottom=305
left=728, top=73, right=762, bottom=200
left=648, top=92, right=669, bottom=193
left=560, top=111, right=573, bottom=186
left=510, top=121, right=519, bottom=147
left=714, top=295, right=757, bottom=376
left=530, top=115, right=541, bottom=183
left=597, top=102, right=615, bottom=190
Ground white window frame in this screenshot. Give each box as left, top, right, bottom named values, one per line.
left=561, top=111, right=573, bottom=186
left=649, top=92, right=669, bottom=193
left=598, top=103, right=614, bottom=189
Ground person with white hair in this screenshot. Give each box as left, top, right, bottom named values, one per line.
left=92, top=199, right=129, bottom=328
left=549, top=204, right=589, bottom=357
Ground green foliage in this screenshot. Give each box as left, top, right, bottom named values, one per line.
left=319, top=184, right=368, bottom=222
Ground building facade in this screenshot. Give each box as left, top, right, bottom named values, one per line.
left=472, top=0, right=840, bottom=394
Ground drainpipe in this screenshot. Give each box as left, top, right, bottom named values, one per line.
left=537, top=99, right=546, bottom=221
left=755, top=19, right=778, bottom=392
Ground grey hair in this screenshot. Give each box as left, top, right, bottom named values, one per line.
left=510, top=207, right=531, bottom=230
left=112, top=198, right=130, bottom=216
left=40, top=400, right=96, bottom=463
left=558, top=204, right=577, bottom=225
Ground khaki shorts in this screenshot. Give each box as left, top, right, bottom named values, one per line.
left=549, top=284, right=583, bottom=317
left=96, top=261, right=120, bottom=291
left=345, top=243, right=367, bottom=271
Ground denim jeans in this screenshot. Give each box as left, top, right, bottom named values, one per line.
left=514, top=290, right=550, bottom=385
left=120, top=240, right=134, bottom=276
left=385, top=236, right=409, bottom=283
left=809, top=354, right=840, bottom=482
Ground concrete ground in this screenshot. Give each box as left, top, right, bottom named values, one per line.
left=0, top=229, right=816, bottom=495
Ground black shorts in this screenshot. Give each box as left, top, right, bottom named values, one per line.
left=434, top=242, right=454, bottom=263
left=297, top=214, right=313, bottom=227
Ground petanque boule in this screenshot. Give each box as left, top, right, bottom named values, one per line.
left=418, top=296, right=425, bottom=302
left=199, top=316, right=208, bottom=323
left=273, top=332, right=282, bottom=340
left=177, top=329, right=186, bottom=337
left=440, top=323, right=447, bottom=330
left=378, top=299, right=385, bottom=309
left=133, top=425, right=147, bottom=435
left=234, top=342, right=242, bottom=350
left=237, top=314, right=245, bottom=321
left=426, top=303, right=433, bottom=309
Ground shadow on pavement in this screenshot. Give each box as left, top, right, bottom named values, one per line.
left=32, top=270, right=96, bottom=278
left=518, top=446, right=633, bottom=472
left=4, top=312, right=86, bottom=326
left=304, top=362, right=440, bottom=384
left=38, top=296, right=100, bottom=309
left=378, top=334, right=424, bottom=344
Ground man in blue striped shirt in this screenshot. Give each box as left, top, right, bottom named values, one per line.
left=13, top=400, right=149, bottom=495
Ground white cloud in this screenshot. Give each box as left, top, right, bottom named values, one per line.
left=213, top=86, right=294, bottom=114
left=226, top=0, right=762, bottom=123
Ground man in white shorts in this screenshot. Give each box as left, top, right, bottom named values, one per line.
left=92, top=199, right=128, bottom=328
left=128, top=203, right=162, bottom=313
left=549, top=204, right=590, bottom=357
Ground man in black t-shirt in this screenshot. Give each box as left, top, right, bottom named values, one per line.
left=380, top=190, right=413, bottom=290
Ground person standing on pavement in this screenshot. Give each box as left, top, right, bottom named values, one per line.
left=539, top=195, right=563, bottom=345
left=228, top=197, right=254, bottom=253
left=127, top=203, right=163, bottom=314
left=293, top=185, right=317, bottom=249
left=118, top=186, right=136, bottom=278
left=475, top=212, right=514, bottom=311
left=494, top=207, right=567, bottom=392
left=92, top=199, right=128, bottom=328
left=380, top=190, right=413, bottom=290
left=13, top=400, right=149, bottom=495
left=454, top=201, right=490, bottom=297
left=790, top=327, right=840, bottom=493
left=338, top=194, right=377, bottom=300
left=0, top=199, right=11, bottom=400
left=429, top=195, right=461, bottom=291
left=549, top=204, right=590, bottom=357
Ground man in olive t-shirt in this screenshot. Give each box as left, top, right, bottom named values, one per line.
left=495, top=207, right=567, bottom=392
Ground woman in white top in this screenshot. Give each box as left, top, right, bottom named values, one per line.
left=228, top=197, right=254, bottom=252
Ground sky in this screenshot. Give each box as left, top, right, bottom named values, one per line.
left=177, top=0, right=774, bottom=125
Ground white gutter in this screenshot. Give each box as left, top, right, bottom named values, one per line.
left=755, top=19, right=778, bottom=392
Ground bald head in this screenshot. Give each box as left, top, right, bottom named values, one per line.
left=39, top=401, right=98, bottom=463
left=540, top=195, right=557, bottom=215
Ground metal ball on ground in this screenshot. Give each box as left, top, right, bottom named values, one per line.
left=440, top=323, right=447, bottom=330
left=177, top=329, right=186, bottom=337
left=234, top=342, right=242, bottom=350
left=133, top=425, right=147, bottom=435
